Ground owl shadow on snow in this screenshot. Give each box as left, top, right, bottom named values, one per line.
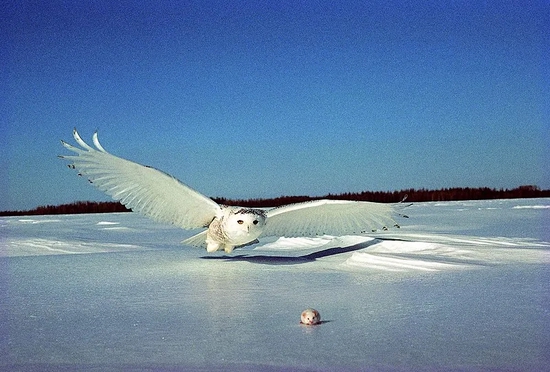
left=201, top=238, right=382, bottom=265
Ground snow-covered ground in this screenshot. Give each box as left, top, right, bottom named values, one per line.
left=1, top=198, right=549, bottom=371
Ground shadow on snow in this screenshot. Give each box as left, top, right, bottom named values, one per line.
left=200, top=239, right=381, bottom=265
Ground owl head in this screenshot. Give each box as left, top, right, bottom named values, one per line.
left=222, top=207, right=267, bottom=244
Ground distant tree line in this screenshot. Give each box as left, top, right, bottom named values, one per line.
left=214, top=185, right=549, bottom=207
left=0, top=201, right=130, bottom=216
left=1, top=185, right=548, bottom=216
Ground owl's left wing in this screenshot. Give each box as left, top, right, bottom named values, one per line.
left=262, top=199, right=407, bottom=238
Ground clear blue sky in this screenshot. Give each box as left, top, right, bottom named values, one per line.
left=2, top=1, right=549, bottom=211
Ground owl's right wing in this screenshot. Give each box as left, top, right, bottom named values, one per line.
left=263, top=199, right=408, bottom=238
left=60, top=129, right=221, bottom=229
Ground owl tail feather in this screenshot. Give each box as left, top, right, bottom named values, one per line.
left=182, top=230, right=208, bottom=249
left=181, top=230, right=260, bottom=251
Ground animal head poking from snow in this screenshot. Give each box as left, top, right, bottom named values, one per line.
left=301, top=308, right=321, bottom=325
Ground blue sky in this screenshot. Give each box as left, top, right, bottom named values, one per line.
left=2, top=1, right=549, bottom=211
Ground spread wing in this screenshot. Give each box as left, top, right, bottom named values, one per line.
left=262, top=199, right=408, bottom=238
left=60, top=129, right=221, bottom=229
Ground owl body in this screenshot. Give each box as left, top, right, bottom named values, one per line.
left=206, top=207, right=267, bottom=253
left=60, top=130, right=408, bottom=253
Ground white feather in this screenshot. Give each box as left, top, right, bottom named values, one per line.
left=262, top=199, right=402, bottom=237
left=181, top=230, right=208, bottom=248
left=60, top=129, right=221, bottom=229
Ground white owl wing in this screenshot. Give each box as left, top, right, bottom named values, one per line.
left=60, top=129, right=221, bottom=229
left=262, top=199, right=407, bottom=238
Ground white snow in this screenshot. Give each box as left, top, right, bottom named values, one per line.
left=1, top=198, right=549, bottom=371
left=513, top=204, right=550, bottom=209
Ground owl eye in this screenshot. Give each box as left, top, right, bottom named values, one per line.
left=253, top=220, right=259, bottom=225
left=237, top=220, right=244, bottom=224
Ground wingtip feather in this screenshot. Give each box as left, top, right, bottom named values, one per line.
left=72, top=128, right=95, bottom=151
left=92, top=131, right=107, bottom=152
left=60, top=139, right=84, bottom=154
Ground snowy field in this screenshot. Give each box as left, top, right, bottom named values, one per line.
left=1, top=198, right=549, bottom=371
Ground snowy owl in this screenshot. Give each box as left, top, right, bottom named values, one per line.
left=60, top=129, right=408, bottom=253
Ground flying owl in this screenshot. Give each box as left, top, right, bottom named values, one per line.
left=60, top=129, right=408, bottom=253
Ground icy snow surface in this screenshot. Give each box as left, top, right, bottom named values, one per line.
left=1, top=198, right=549, bottom=371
